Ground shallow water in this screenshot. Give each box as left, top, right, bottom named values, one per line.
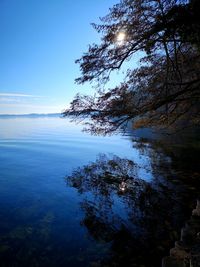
left=0, top=117, right=199, bottom=267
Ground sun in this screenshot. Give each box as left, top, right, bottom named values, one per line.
left=116, top=31, right=126, bottom=45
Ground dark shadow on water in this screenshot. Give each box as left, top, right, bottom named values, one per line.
left=66, top=147, right=200, bottom=267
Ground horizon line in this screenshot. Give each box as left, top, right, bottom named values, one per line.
left=0, top=112, right=62, bottom=116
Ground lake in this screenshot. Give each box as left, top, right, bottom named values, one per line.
left=0, top=116, right=199, bottom=267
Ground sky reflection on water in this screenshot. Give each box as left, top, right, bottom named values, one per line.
left=0, top=117, right=199, bottom=267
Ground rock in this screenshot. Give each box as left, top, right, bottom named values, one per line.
left=162, top=200, right=200, bottom=267
left=170, top=247, right=190, bottom=260
left=192, top=200, right=200, bottom=217
left=162, top=256, right=186, bottom=267
left=175, top=241, right=190, bottom=251
left=180, top=225, right=197, bottom=246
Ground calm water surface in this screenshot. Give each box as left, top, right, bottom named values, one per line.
left=0, top=117, right=199, bottom=267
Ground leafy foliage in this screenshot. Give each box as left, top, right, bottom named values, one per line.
left=63, top=0, right=200, bottom=134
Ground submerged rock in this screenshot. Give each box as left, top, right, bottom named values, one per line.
left=162, top=200, right=200, bottom=267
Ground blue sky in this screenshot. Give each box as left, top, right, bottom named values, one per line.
left=0, top=0, right=118, bottom=114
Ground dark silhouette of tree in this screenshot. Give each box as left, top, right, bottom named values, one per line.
left=63, top=0, right=200, bottom=134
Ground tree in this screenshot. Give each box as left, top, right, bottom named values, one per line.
left=63, top=0, right=200, bottom=134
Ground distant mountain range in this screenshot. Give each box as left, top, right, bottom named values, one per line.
left=0, top=113, right=61, bottom=118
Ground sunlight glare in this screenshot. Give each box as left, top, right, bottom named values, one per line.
left=116, top=31, right=126, bottom=45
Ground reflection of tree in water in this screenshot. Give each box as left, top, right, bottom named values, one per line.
left=66, top=153, right=198, bottom=267
left=131, top=130, right=200, bottom=204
